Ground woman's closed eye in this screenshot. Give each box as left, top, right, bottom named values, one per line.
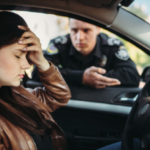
left=15, top=55, right=20, bottom=59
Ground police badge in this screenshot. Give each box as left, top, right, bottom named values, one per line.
left=46, top=43, right=58, bottom=55
left=55, top=36, right=68, bottom=44
left=100, top=55, right=107, bottom=67
left=115, top=46, right=129, bottom=60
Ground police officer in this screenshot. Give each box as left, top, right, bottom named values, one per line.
left=32, top=19, right=140, bottom=89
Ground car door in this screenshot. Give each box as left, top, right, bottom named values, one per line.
left=23, top=13, right=144, bottom=149
left=52, top=86, right=142, bottom=150
left=22, top=10, right=144, bottom=150
left=0, top=0, right=150, bottom=149
left=25, top=79, right=141, bottom=150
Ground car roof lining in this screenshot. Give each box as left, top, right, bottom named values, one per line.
left=0, top=0, right=150, bottom=54
left=0, top=0, right=121, bottom=25
left=77, top=0, right=114, bottom=8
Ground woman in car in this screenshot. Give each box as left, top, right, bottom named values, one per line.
left=0, top=11, right=71, bottom=150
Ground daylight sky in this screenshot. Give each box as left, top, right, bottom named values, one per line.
left=131, top=0, right=150, bottom=14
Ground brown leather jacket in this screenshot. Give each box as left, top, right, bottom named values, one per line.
left=0, top=62, right=71, bottom=150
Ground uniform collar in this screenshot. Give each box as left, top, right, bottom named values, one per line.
left=69, top=45, right=87, bottom=61
left=69, top=35, right=102, bottom=59
left=93, top=35, right=102, bottom=59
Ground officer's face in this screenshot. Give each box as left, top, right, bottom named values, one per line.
left=0, top=41, right=30, bottom=87
left=70, top=19, right=100, bottom=56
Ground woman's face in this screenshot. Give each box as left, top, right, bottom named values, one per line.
left=0, top=41, right=31, bottom=87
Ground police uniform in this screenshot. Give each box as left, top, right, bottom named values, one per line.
left=32, top=33, right=140, bottom=87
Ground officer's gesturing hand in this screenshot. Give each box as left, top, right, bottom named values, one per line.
left=18, top=26, right=50, bottom=71
left=82, top=66, right=121, bottom=89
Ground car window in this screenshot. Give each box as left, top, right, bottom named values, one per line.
left=12, top=11, right=69, bottom=77
left=13, top=11, right=149, bottom=78
left=100, top=29, right=150, bottom=76
left=13, top=11, right=69, bottom=50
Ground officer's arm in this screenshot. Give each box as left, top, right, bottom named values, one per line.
left=59, top=68, right=84, bottom=85
left=103, top=46, right=140, bottom=87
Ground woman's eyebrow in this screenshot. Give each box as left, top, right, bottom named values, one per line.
left=14, top=49, right=26, bottom=54
left=12, top=50, right=24, bottom=56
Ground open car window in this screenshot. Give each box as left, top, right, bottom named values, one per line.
left=14, top=10, right=149, bottom=106
left=13, top=11, right=150, bottom=78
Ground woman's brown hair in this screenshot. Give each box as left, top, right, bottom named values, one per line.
left=0, top=11, right=52, bottom=135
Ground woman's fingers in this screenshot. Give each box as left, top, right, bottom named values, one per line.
left=18, top=37, right=41, bottom=46
left=17, top=25, right=45, bottom=67
left=22, top=45, right=41, bottom=52
left=18, top=26, right=37, bottom=39
left=18, top=25, right=41, bottom=53
left=18, top=25, right=30, bottom=31
left=20, top=31, right=37, bottom=40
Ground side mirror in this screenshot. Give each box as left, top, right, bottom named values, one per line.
left=141, top=66, right=150, bottom=82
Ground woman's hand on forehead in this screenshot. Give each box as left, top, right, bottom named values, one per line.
left=17, top=25, right=50, bottom=71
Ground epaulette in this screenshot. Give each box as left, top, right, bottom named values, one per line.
left=99, top=33, right=123, bottom=46
left=53, top=34, right=70, bottom=45
left=46, top=34, right=70, bottom=55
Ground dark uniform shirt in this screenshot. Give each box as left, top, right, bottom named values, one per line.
left=32, top=33, right=140, bottom=87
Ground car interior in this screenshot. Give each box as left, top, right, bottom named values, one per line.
left=1, top=0, right=150, bottom=149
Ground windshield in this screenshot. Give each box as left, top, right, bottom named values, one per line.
left=123, top=0, right=150, bottom=23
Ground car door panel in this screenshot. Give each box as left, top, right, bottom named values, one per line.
left=25, top=80, right=140, bottom=149
left=52, top=101, right=130, bottom=150
left=25, top=80, right=141, bottom=106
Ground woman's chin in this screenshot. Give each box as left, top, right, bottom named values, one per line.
left=11, top=81, right=21, bottom=87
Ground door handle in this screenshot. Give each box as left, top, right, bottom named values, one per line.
left=120, top=94, right=138, bottom=102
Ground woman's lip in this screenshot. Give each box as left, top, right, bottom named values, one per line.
left=18, top=74, right=25, bottom=78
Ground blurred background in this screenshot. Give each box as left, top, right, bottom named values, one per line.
left=13, top=0, right=150, bottom=76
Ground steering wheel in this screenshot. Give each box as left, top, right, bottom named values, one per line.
left=122, top=79, right=150, bottom=150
